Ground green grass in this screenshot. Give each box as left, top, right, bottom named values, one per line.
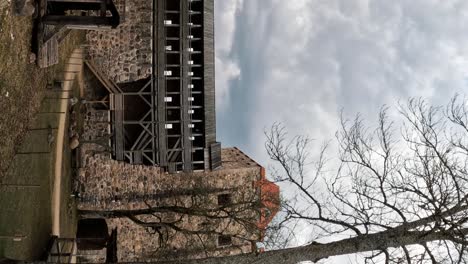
left=0, top=3, right=85, bottom=260
left=0, top=6, right=43, bottom=175
left=0, top=4, right=85, bottom=176
left=0, top=93, right=58, bottom=260
left=0, top=81, right=80, bottom=260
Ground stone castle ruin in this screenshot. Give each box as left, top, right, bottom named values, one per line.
left=74, top=0, right=280, bottom=262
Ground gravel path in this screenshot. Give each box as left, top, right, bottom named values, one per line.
left=51, top=49, right=83, bottom=237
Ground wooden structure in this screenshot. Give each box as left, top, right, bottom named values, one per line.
left=37, top=25, right=71, bottom=68
left=104, top=0, right=221, bottom=173
left=44, top=220, right=118, bottom=263
left=45, top=236, right=118, bottom=263
left=84, top=60, right=122, bottom=94
left=83, top=59, right=125, bottom=161
left=42, top=0, right=120, bottom=29
left=45, top=237, right=76, bottom=263
left=35, top=0, right=120, bottom=68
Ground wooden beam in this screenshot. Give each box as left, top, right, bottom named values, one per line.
left=156, top=0, right=168, bottom=167
left=43, top=15, right=114, bottom=26
left=204, top=0, right=216, bottom=148
left=84, top=60, right=121, bottom=94
left=43, top=0, right=120, bottom=28
left=113, top=94, right=124, bottom=161
left=167, top=138, right=181, bottom=162
left=181, top=0, right=193, bottom=172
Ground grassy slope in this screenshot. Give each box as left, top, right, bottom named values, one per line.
left=0, top=3, right=84, bottom=175
left=0, top=6, right=43, bottom=175
left=0, top=80, right=80, bottom=260
left=0, top=3, right=84, bottom=260
left=0, top=94, right=57, bottom=260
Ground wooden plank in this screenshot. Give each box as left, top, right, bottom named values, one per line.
left=131, top=125, right=150, bottom=151
left=38, top=35, right=59, bottom=68
left=68, top=241, right=75, bottom=264
left=110, top=93, right=115, bottom=110
left=43, top=25, right=63, bottom=43
left=84, top=60, right=121, bottom=94
left=156, top=0, right=168, bottom=167
left=108, top=77, right=122, bottom=93
left=204, top=0, right=216, bottom=147
left=181, top=0, right=192, bottom=172
left=168, top=162, right=177, bottom=173
left=43, top=15, right=115, bottom=27
left=133, top=151, right=143, bottom=164
left=150, top=0, right=158, bottom=167
left=43, top=0, right=120, bottom=29
left=57, top=28, right=72, bottom=43
left=210, top=142, right=222, bottom=170
left=204, top=147, right=210, bottom=170
left=114, top=94, right=124, bottom=161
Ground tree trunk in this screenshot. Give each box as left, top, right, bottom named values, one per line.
left=153, top=229, right=463, bottom=264
left=78, top=200, right=246, bottom=219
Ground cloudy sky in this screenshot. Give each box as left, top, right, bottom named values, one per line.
left=215, top=0, right=468, bottom=168
left=214, top=1, right=468, bottom=261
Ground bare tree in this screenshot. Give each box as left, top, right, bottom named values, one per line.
left=155, top=96, right=468, bottom=264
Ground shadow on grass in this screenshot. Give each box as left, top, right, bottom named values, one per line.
left=0, top=72, right=80, bottom=262
left=0, top=4, right=84, bottom=260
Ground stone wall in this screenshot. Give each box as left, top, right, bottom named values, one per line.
left=221, top=147, right=262, bottom=170
left=81, top=110, right=109, bottom=142
left=76, top=151, right=162, bottom=211
left=86, top=0, right=152, bottom=83
left=75, top=77, right=263, bottom=261
left=76, top=67, right=112, bottom=143
left=77, top=148, right=260, bottom=211
left=78, top=216, right=254, bottom=263
left=76, top=147, right=263, bottom=262
left=76, top=217, right=161, bottom=262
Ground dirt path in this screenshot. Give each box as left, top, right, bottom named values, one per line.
left=51, top=49, right=84, bottom=236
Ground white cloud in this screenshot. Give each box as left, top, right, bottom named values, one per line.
left=217, top=2, right=468, bottom=260
left=215, top=0, right=243, bottom=53
left=215, top=57, right=240, bottom=110
left=214, top=0, right=243, bottom=109
left=220, top=0, right=468, bottom=166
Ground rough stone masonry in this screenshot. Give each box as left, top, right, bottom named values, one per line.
left=76, top=146, right=263, bottom=262
left=86, top=0, right=153, bottom=83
